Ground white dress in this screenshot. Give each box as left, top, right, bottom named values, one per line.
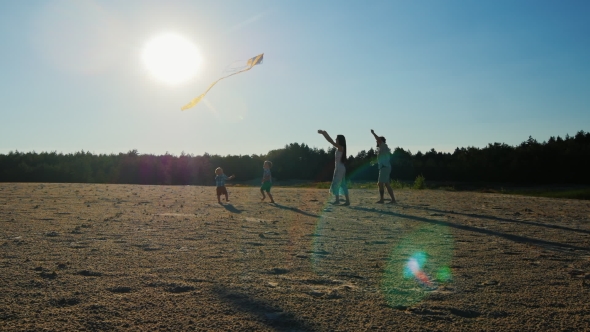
left=330, top=149, right=348, bottom=196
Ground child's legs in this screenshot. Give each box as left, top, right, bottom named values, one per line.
left=261, top=182, right=271, bottom=197
left=218, top=186, right=228, bottom=201
left=262, top=182, right=273, bottom=201
left=216, top=186, right=222, bottom=201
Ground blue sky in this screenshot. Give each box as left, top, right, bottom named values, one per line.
left=1, top=0, right=589, bottom=157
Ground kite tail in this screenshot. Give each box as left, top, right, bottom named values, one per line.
left=181, top=81, right=219, bottom=111
left=181, top=53, right=263, bottom=111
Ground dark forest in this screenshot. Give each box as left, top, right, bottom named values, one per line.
left=1, top=131, right=589, bottom=186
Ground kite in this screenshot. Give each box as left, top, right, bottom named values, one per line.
left=181, top=53, right=264, bottom=111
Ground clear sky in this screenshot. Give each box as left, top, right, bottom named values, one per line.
left=1, top=0, right=589, bottom=157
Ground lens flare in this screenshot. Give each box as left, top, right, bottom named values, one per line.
left=381, top=224, right=453, bottom=308
left=308, top=160, right=454, bottom=309
left=404, top=252, right=436, bottom=289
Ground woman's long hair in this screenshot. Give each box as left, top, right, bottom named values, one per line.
left=336, top=135, right=347, bottom=163
left=376, top=136, right=386, bottom=148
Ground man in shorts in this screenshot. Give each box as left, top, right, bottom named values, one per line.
left=371, top=129, right=396, bottom=204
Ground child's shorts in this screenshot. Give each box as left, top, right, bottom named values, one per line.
left=216, top=186, right=228, bottom=196
left=261, top=181, right=272, bottom=192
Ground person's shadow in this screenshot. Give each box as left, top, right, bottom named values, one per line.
left=271, top=203, right=320, bottom=218
left=221, top=203, right=242, bottom=213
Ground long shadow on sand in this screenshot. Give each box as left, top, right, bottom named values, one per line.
left=270, top=203, right=320, bottom=218
left=213, top=285, right=312, bottom=331
left=351, top=206, right=590, bottom=254
left=404, top=205, right=590, bottom=235
left=221, top=204, right=243, bottom=213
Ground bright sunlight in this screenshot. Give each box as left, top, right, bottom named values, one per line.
left=142, top=33, right=202, bottom=85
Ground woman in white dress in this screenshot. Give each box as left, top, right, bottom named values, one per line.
left=318, top=130, right=350, bottom=205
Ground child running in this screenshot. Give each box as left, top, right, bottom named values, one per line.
left=260, top=160, right=275, bottom=203
left=214, top=167, right=235, bottom=204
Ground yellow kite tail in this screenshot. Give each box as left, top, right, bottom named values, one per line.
left=181, top=53, right=263, bottom=111
left=180, top=81, right=219, bottom=111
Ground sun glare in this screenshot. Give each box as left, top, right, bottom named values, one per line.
left=142, top=33, right=202, bottom=85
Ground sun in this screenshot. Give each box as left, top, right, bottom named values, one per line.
left=142, top=33, right=202, bottom=85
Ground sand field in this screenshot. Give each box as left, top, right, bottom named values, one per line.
left=1, top=183, right=589, bottom=331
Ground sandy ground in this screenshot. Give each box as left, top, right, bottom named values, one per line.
left=1, top=183, right=589, bottom=331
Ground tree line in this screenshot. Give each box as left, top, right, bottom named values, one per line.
left=1, top=130, right=589, bottom=185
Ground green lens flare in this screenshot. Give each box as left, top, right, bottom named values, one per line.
left=381, top=223, right=453, bottom=308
